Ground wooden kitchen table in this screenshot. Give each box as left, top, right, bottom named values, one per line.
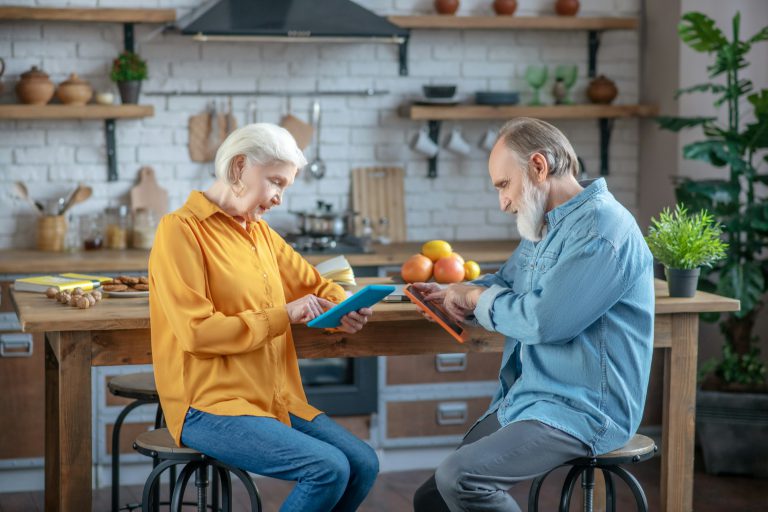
left=11, top=278, right=738, bottom=512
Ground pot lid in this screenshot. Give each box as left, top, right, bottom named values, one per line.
left=60, top=73, right=90, bottom=86
left=20, top=66, right=50, bottom=80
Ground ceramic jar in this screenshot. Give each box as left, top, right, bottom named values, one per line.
left=435, top=0, right=459, bottom=15
left=587, top=75, right=619, bottom=104
left=15, top=66, right=55, bottom=105
left=555, top=0, right=580, bottom=16
left=493, top=0, right=517, bottom=15
left=56, top=73, right=93, bottom=106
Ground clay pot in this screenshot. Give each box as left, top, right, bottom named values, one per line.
left=435, top=0, right=459, bottom=15
left=555, top=0, right=580, bottom=16
left=56, top=73, right=93, bottom=106
left=15, top=66, right=55, bottom=105
left=587, top=75, right=618, bottom=104
left=493, top=0, right=517, bottom=15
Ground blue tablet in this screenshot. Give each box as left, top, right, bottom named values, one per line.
left=307, top=284, right=396, bottom=328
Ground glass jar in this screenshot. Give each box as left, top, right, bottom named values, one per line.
left=104, top=205, right=130, bottom=250
left=79, top=213, right=104, bottom=251
left=132, top=208, right=158, bottom=250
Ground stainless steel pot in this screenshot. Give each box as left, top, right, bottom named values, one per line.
left=291, top=201, right=357, bottom=237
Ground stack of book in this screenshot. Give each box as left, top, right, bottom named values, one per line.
left=14, top=273, right=113, bottom=293
left=315, top=255, right=356, bottom=287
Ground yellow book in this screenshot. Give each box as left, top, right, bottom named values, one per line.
left=315, top=255, right=356, bottom=287
left=59, top=273, right=113, bottom=284
left=14, top=276, right=97, bottom=293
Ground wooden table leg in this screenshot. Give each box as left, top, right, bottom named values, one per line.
left=661, top=313, right=699, bottom=512
left=45, top=331, right=93, bottom=512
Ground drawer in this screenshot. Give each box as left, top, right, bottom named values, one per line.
left=386, top=353, right=499, bottom=385
left=386, top=397, right=492, bottom=439
left=0, top=332, right=45, bottom=460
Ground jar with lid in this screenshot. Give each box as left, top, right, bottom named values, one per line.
left=79, top=213, right=104, bottom=251
left=105, top=205, right=131, bottom=250
left=132, top=208, right=158, bottom=249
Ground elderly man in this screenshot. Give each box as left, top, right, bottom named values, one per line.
left=412, top=117, right=655, bottom=512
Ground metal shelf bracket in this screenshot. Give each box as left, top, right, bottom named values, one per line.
left=399, top=36, right=410, bottom=76
left=105, top=119, right=118, bottom=182
left=598, top=118, right=614, bottom=176
left=427, top=120, right=441, bottom=178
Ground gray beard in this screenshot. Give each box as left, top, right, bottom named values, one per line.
left=516, top=176, right=548, bottom=242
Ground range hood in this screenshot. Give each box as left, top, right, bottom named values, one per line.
left=179, top=0, right=408, bottom=44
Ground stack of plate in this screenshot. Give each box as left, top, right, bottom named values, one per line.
left=475, top=91, right=520, bottom=105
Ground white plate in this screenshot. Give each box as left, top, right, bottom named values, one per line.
left=103, top=290, right=149, bottom=298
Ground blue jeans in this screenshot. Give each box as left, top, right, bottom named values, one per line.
left=181, top=408, right=379, bottom=512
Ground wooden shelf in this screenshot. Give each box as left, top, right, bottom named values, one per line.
left=388, top=15, right=638, bottom=31
left=403, top=104, right=658, bottom=121
left=0, top=6, right=175, bottom=23
left=0, top=104, right=154, bottom=120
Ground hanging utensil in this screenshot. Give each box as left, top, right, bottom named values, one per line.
left=307, top=100, right=327, bottom=179
left=59, top=184, right=92, bottom=215
left=13, top=181, right=44, bottom=214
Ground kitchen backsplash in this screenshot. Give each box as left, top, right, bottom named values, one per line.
left=0, top=0, right=641, bottom=249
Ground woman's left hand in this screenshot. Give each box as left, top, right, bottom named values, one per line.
left=337, top=307, right=373, bottom=334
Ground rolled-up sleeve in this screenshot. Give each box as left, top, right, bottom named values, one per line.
left=473, top=236, right=627, bottom=345
left=149, top=216, right=289, bottom=359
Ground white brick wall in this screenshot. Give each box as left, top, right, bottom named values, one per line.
left=0, top=0, right=642, bottom=249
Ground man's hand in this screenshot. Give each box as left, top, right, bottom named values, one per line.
left=285, top=295, right=337, bottom=323
left=337, top=307, right=373, bottom=334
left=443, top=284, right=485, bottom=323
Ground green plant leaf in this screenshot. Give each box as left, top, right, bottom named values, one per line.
left=683, top=139, right=749, bottom=172
left=748, top=25, right=768, bottom=44
left=675, top=179, right=739, bottom=217
left=678, top=12, right=728, bottom=52
left=747, top=90, right=768, bottom=116
left=656, top=116, right=716, bottom=132
left=674, top=83, right=726, bottom=98
left=716, top=262, right=765, bottom=318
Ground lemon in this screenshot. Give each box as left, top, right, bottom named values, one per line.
left=421, top=240, right=453, bottom=262
left=464, top=260, right=481, bottom=280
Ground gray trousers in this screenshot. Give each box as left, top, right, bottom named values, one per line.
left=413, top=411, right=589, bottom=512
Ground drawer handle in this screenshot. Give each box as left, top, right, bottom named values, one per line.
left=436, top=402, right=468, bottom=426
left=435, top=353, right=467, bottom=372
left=0, top=333, right=33, bottom=358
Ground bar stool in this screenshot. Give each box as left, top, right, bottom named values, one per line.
left=528, top=433, right=657, bottom=512
left=108, top=371, right=165, bottom=512
left=133, top=428, right=263, bottom=512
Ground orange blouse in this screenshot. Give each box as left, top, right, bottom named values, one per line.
left=149, top=191, right=346, bottom=446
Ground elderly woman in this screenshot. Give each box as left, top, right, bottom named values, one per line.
left=149, top=123, right=379, bottom=511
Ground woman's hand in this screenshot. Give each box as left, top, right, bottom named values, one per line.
left=285, top=295, right=337, bottom=324
left=411, top=282, right=445, bottom=322
left=337, top=307, right=373, bottom=334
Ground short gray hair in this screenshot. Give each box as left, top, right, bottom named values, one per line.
left=497, top=117, right=578, bottom=178
left=214, top=123, right=308, bottom=183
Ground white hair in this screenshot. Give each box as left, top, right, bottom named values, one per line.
left=497, top=117, right=579, bottom=178
left=214, top=123, right=307, bottom=183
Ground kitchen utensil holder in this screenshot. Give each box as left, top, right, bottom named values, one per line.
left=36, top=215, right=67, bottom=252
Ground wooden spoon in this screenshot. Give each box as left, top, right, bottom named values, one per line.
left=60, top=185, right=92, bottom=215
left=14, top=181, right=44, bottom=214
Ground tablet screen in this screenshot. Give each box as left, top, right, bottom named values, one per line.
left=407, top=286, right=464, bottom=335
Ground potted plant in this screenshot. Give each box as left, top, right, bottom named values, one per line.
left=657, top=11, right=768, bottom=476
left=110, top=51, right=147, bottom=104
left=645, top=204, right=727, bottom=297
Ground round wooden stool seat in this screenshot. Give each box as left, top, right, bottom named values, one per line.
left=134, top=428, right=203, bottom=461
left=108, top=371, right=158, bottom=401
left=578, top=434, right=657, bottom=465
left=528, top=434, right=658, bottom=512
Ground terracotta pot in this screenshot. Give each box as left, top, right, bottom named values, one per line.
left=587, top=75, right=618, bottom=104
left=493, top=0, right=517, bottom=15
left=15, top=66, right=55, bottom=105
left=435, top=0, right=459, bottom=15
left=56, top=73, right=93, bottom=106
left=555, top=0, right=580, bottom=16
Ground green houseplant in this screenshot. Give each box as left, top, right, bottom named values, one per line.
left=110, top=51, right=147, bottom=104
left=656, top=11, right=768, bottom=477
left=646, top=204, right=727, bottom=297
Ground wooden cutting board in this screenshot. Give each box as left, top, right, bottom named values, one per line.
left=188, top=110, right=238, bottom=162
left=130, top=166, right=169, bottom=217
left=351, top=167, right=406, bottom=243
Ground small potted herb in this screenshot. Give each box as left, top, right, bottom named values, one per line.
left=110, top=51, right=148, bottom=104
left=645, top=203, right=727, bottom=297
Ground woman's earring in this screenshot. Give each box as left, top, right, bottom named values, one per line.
left=232, top=179, right=247, bottom=197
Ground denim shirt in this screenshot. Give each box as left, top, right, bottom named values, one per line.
left=472, top=178, right=655, bottom=456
